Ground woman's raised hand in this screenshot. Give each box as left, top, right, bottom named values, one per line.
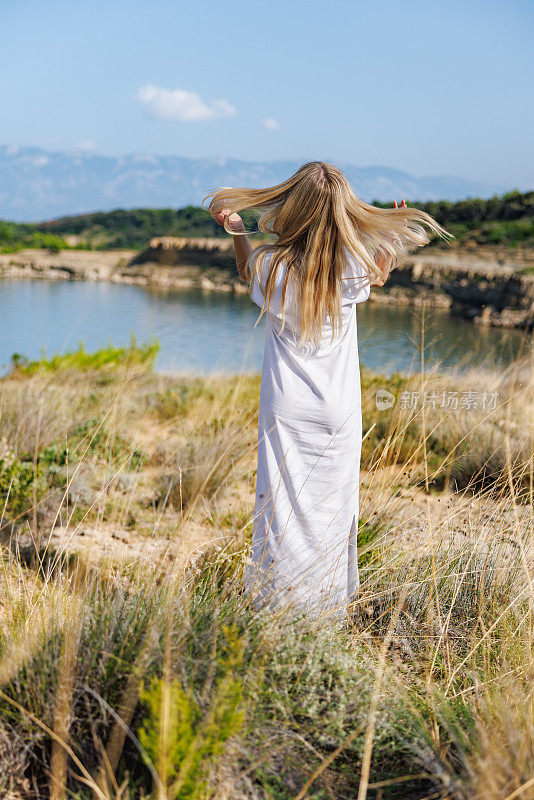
left=212, top=207, right=252, bottom=281
left=393, top=199, right=407, bottom=210
left=212, top=207, right=246, bottom=234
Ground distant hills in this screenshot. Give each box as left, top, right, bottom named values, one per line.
left=0, top=145, right=508, bottom=223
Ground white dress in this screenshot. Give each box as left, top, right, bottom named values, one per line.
left=244, top=249, right=371, bottom=619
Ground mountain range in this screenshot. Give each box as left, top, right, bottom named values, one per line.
left=0, top=145, right=507, bottom=223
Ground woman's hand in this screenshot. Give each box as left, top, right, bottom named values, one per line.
left=371, top=253, right=390, bottom=286
left=212, top=206, right=252, bottom=281
left=372, top=198, right=407, bottom=286
left=213, top=207, right=246, bottom=234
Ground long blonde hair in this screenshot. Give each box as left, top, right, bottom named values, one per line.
left=203, top=161, right=452, bottom=344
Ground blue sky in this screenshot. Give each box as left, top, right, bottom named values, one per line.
left=2, top=0, right=533, bottom=188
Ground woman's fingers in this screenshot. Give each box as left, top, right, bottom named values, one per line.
left=392, top=199, right=408, bottom=209
left=214, top=208, right=244, bottom=233
left=393, top=200, right=398, bottom=209
left=214, top=208, right=245, bottom=234
left=214, top=207, right=232, bottom=225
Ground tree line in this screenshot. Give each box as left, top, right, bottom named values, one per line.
left=0, top=190, right=532, bottom=253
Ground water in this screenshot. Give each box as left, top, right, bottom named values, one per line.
left=0, top=278, right=529, bottom=376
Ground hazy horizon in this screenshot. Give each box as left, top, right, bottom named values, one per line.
left=0, top=145, right=514, bottom=222
left=2, top=0, right=533, bottom=190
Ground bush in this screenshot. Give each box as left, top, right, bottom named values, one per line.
left=10, top=338, right=160, bottom=375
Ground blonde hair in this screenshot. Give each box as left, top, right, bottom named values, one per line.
left=203, top=161, right=452, bottom=345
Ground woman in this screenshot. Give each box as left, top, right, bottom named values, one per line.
left=204, top=162, right=450, bottom=619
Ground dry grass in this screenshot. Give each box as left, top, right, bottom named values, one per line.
left=0, top=347, right=533, bottom=799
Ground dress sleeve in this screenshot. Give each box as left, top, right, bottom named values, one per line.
left=250, top=251, right=276, bottom=310
left=249, top=253, right=300, bottom=330
left=341, top=250, right=371, bottom=304
left=250, top=267, right=265, bottom=309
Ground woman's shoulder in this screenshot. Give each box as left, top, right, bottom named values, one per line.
left=251, top=246, right=371, bottom=307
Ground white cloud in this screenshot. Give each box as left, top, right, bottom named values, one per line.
left=137, top=85, right=236, bottom=122
left=76, top=141, right=97, bottom=152
left=261, top=117, right=279, bottom=131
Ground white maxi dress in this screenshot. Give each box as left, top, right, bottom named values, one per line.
left=244, top=249, right=371, bottom=619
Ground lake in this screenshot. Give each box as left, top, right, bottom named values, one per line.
left=0, top=278, right=529, bottom=376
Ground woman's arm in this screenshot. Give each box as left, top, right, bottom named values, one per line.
left=212, top=208, right=253, bottom=282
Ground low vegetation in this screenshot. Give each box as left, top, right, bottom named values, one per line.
left=10, top=338, right=159, bottom=375
left=0, top=222, right=76, bottom=254
left=1, top=191, right=532, bottom=252
left=0, top=208, right=263, bottom=252
left=0, top=342, right=533, bottom=798
left=376, top=189, right=534, bottom=248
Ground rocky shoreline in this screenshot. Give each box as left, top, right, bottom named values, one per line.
left=1, top=239, right=533, bottom=330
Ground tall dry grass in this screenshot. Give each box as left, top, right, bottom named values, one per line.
left=0, top=342, right=532, bottom=799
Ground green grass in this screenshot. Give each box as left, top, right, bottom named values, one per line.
left=0, top=221, right=90, bottom=254
left=9, top=337, right=160, bottom=375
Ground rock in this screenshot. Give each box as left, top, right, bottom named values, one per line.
left=377, top=257, right=534, bottom=331
left=200, top=276, right=217, bottom=290
left=474, top=306, right=493, bottom=325
left=132, top=237, right=236, bottom=270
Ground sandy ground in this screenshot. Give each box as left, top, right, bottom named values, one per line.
left=10, top=462, right=528, bottom=575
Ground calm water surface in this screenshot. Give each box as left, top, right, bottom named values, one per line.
left=0, top=278, right=529, bottom=376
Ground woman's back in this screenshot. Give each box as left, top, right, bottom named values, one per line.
left=250, top=247, right=371, bottom=354
left=247, top=246, right=370, bottom=616
left=203, top=161, right=450, bottom=618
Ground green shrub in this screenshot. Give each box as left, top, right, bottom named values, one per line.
left=139, top=625, right=245, bottom=799
left=10, top=338, right=160, bottom=375
left=0, top=458, right=37, bottom=518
